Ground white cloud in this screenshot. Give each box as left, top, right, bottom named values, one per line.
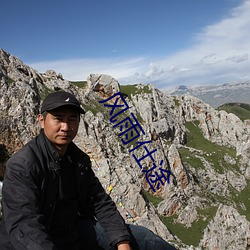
left=226, top=54, right=249, bottom=63
left=30, top=0, right=250, bottom=90
left=30, top=57, right=148, bottom=82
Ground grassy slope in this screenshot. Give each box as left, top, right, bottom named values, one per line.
left=153, top=121, right=249, bottom=246
left=217, top=103, right=250, bottom=121
left=70, top=80, right=88, bottom=88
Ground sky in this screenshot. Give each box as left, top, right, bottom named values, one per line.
left=1, top=0, right=250, bottom=90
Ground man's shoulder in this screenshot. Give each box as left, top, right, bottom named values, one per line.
left=69, top=143, right=90, bottom=163
left=7, top=137, right=40, bottom=165
left=69, top=142, right=88, bottom=156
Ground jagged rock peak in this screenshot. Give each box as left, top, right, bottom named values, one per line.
left=87, top=73, right=120, bottom=97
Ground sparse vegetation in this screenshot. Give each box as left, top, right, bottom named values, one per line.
left=183, top=121, right=238, bottom=173
left=217, top=103, right=250, bottom=121
left=143, top=188, right=218, bottom=247
left=161, top=206, right=218, bottom=246
left=70, top=81, right=88, bottom=89
left=173, top=97, right=181, bottom=107
left=230, top=182, right=250, bottom=221
left=6, top=76, right=14, bottom=85
left=178, top=148, right=203, bottom=169
left=120, top=84, right=152, bottom=99
left=142, top=190, right=164, bottom=207
left=82, top=97, right=113, bottom=117
left=39, top=86, right=54, bottom=100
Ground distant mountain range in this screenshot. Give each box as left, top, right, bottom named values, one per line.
left=166, top=82, right=250, bottom=108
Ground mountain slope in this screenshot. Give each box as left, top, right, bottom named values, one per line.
left=217, top=103, right=250, bottom=121
left=1, top=49, right=250, bottom=249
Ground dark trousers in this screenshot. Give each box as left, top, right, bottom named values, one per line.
left=58, top=218, right=177, bottom=250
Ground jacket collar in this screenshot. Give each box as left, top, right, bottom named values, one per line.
left=40, top=129, right=70, bottom=171
left=38, top=129, right=82, bottom=171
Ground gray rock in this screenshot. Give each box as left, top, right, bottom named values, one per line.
left=200, top=205, right=250, bottom=249
left=87, top=73, right=120, bottom=96
left=1, top=48, right=250, bottom=249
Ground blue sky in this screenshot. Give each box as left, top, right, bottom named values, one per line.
left=1, top=0, right=249, bottom=89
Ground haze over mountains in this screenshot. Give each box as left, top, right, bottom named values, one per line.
left=167, top=82, right=250, bottom=108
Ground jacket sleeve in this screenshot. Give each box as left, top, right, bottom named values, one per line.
left=2, top=155, right=56, bottom=250
left=82, top=157, right=132, bottom=247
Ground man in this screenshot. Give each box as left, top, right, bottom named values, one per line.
left=0, top=91, right=176, bottom=250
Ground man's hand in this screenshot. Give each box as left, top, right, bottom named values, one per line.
left=117, top=241, right=132, bottom=250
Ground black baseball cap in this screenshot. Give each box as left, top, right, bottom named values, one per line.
left=41, top=91, right=85, bottom=114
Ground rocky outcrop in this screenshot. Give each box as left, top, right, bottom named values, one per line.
left=200, top=205, right=250, bottom=249
left=87, top=73, right=120, bottom=97
left=1, top=48, right=250, bottom=249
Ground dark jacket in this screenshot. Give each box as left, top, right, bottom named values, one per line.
left=0, top=130, right=131, bottom=249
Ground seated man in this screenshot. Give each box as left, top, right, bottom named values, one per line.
left=0, top=91, right=176, bottom=250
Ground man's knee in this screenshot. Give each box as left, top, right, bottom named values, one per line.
left=126, top=224, right=176, bottom=250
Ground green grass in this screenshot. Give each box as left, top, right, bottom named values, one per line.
left=142, top=190, right=164, bottom=207
left=142, top=190, right=218, bottom=247
left=178, top=148, right=203, bottom=169
left=120, top=84, right=152, bottom=99
left=70, top=81, right=88, bottom=88
left=230, top=182, right=250, bottom=221
left=142, top=190, right=217, bottom=246
left=161, top=206, right=218, bottom=246
left=173, top=96, right=181, bottom=107
left=184, top=121, right=238, bottom=173
left=83, top=97, right=110, bottom=116
left=217, top=103, right=250, bottom=121
left=39, top=86, right=54, bottom=100
left=6, top=76, right=14, bottom=85
left=178, top=121, right=250, bottom=225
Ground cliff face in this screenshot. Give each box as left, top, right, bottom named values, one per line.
left=0, top=49, right=250, bottom=249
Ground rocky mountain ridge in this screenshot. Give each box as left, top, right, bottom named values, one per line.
left=0, top=48, right=250, bottom=249
left=167, top=82, right=250, bottom=108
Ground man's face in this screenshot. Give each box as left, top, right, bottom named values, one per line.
left=38, top=106, right=80, bottom=148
